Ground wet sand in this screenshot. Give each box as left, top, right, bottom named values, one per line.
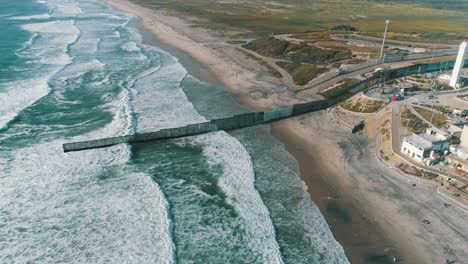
left=131, top=7, right=398, bottom=262
left=271, top=120, right=397, bottom=264
left=104, top=0, right=468, bottom=263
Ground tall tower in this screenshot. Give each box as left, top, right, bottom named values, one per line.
left=379, top=20, right=390, bottom=59
left=449, top=40, right=468, bottom=88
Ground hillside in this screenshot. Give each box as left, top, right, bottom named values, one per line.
left=242, top=37, right=351, bottom=65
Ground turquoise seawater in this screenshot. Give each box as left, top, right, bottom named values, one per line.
left=0, top=0, right=349, bottom=263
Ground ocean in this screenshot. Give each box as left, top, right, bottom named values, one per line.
left=0, top=0, right=349, bottom=263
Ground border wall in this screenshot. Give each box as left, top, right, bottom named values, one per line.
left=63, top=59, right=466, bottom=153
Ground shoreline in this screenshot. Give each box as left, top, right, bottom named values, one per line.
left=103, top=0, right=468, bottom=263
left=102, top=0, right=409, bottom=262
left=103, top=0, right=308, bottom=112
left=270, top=120, right=400, bottom=264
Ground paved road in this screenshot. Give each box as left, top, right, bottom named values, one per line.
left=406, top=88, right=468, bottom=110
left=237, top=46, right=297, bottom=89
left=391, top=102, right=401, bottom=152
left=390, top=101, right=468, bottom=187
left=315, top=111, right=468, bottom=263
left=338, top=34, right=458, bottom=49
left=295, top=54, right=457, bottom=95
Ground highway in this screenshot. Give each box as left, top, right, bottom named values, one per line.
left=296, top=54, right=457, bottom=94
left=334, top=34, right=458, bottom=49
left=390, top=100, right=468, bottom=188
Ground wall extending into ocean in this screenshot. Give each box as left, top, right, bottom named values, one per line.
left=63, top=59, right=467, bottom=152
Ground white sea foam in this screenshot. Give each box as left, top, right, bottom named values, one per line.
left=1, top=1, right=175, bottom=263
left=196, top=132, right=285, bottom=263
left=121, top=41, right=141, bottom=52
left=36, top=0, right=46, bottom=4
left=58, top=59, right=105, bottom=79
left=0, top=76, right=51, bottom=129
left=9, top=14, right=51, bottom=20
left=21, top=20, right=79, bottom=35
left=130, top=60, right=204, bottom=132
left=0, top=118, right=174, bottom=263
left=1, top=20, right=80, bottom=128
left=54, top=2, right=83, bottom=16
left=128, top=41, right=284, bottom=261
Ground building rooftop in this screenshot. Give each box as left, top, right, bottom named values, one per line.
left=420, top=133, right=446, bottom=143
left=405, top=134, right=433, bottom=150
left=425, top=127, right=449, bottom=140
left=397, top=82, right=413, bottom=89
left=448, top=124, right=463, bottom=134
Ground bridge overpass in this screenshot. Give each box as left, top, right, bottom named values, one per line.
left=63, top=59, right=466, bottom=153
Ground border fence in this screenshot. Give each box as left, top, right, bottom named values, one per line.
left=63, top=59, right=466, bottom=152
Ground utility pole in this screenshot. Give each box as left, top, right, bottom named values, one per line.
left=406, top=118, right=410, bottom=135
left=430, top=98, right=435, bottom=125
left=380, top=20, right=390, bottom=59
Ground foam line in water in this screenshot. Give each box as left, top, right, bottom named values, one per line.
left=1, top=1, right=176, bottom=262
left=1, top=20, right=80, bottom=129
left=0, top=76, right=51, bottom=129
left=21, top=20, right=79, bottom=35
left=8, top=14, right=51, bottom=20
left=0, top=141, right=174, bottom=263
left=196, top=132, right=285, bottom=263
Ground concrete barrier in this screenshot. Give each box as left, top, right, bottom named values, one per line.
left=63, top=59, right=467, bottom=153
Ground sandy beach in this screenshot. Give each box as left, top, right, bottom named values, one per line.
left=104, top=0, right=468, bottom=263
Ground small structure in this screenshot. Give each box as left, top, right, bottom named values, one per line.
left=450, top=145, right=468, bottom=160
left=413, top=48, right=427, bottom=53
left=401, top=128, right=449, bottom=162
left=459, top=125, right=468, bottom=149
left=446, top=154, right=468, bottom=172
left=452, top=108, right=467, bottom=118
left=447, top=124, right=463, bottom=142
left=352, top=120, right=365, bottom=134
left=445, top=125, right=468, bottom=165
left=449, top=40, right=468, bottom=88
left=397, top=82, right=414, bottom=95
left=437, top=73, right=451, bottom=85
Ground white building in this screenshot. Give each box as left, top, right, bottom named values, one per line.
left=447, top=124, right=463, bottom=139
left=460, top=125, right=468, bottom=148
left=401, top=128, right=449, bottom=162
left=449, top=40, right=467, bottom=88
left=397, top=82, right=414, bottom=94
left=450, top=145, right=468, bottom=160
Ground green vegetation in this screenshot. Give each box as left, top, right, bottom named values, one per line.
left=242, top=37, right=289, bottom=57
left=418, top=170, right=439, bottom=179
left=331, top=25, right=358, bottom=31
left=242, top=37, right=351, bottom=65
left=435, top=84, right=454, bottom=91
left=406, top=75, right=431, bottom=84
left=340, top=97, right=385, bottom=113
left=413, top=106, right=448, bottom=129
left=276, top=61, right=326, bottom=85
left=400, top=108, right=429, bottom=133
left=361, top=31, right=465, bottom=44
left=237, top=48, right=282, bottom=78
left=415, top=104, right=452, bottom=114
left=133, top=0, right=468, bottom=35
left=319, top=78, right=359, bottom=98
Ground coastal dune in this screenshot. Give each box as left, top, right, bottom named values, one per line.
left=104, top=0, right=300, bottom=111
left=103, top=0, right=468, bottom=263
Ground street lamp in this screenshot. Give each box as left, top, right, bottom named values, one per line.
left=380, top=20, right=390, bottom=60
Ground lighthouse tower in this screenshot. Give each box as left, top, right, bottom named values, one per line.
left=449, top=40, right=468, bottom=88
